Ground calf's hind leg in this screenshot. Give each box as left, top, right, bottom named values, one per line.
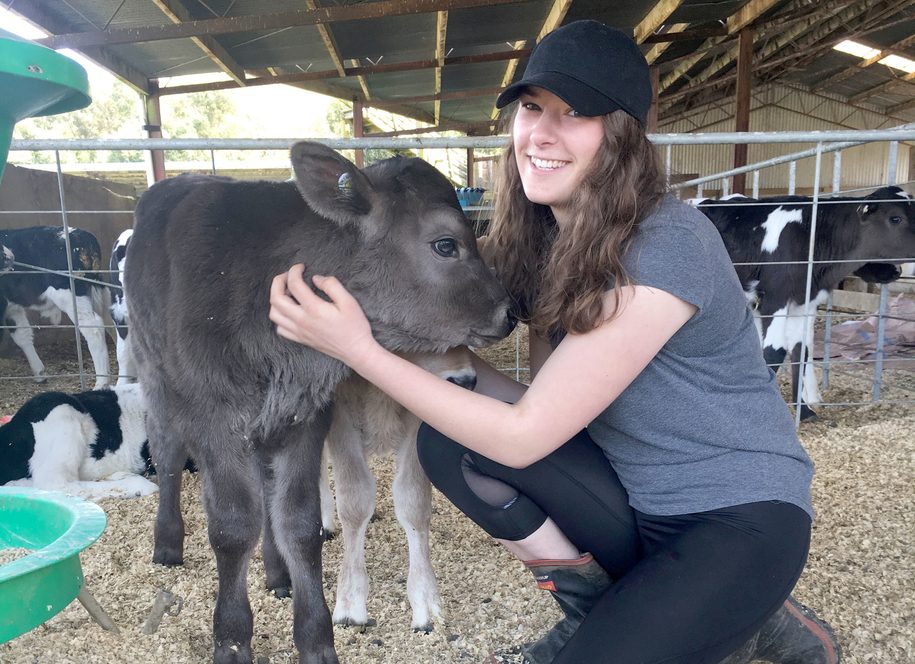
left=147, top=380, right=191, bottom=566
left=256, top=453, right=291, bottom=598
left=268, top=415, right=338, bottom=664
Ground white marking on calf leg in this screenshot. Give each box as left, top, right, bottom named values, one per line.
left=786, top=299, right=824, bottom=405
left=762, top=304, right=791, bottom=365
left=115, top=334, right=136, bottom=385
left=44, top=287, right=110, bottom=388
left=6, top=303, right=47, bottom=381
left=393, top=425, right=442, bottom=631
left=760, top=207, right=803, bottom=253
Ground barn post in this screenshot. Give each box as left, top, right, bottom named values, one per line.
left=732, top=27, right=753, bottom=194
left=353, top=97, right=365, bottom=168
left=466, top=146, right=475, bottom=187
left=142, top=81, right=166, bottom=185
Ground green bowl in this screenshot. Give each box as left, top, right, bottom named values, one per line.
left=0, top=487, right=106, bottom=643
left=0, top=27, right=91, bottom=181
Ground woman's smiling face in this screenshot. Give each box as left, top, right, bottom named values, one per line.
left=512, top=86, right=606, bottom=224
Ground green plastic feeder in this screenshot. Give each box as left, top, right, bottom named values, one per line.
left=0, top=27, right=91, bottom=181
left=0, top=487, right=106, bottom=643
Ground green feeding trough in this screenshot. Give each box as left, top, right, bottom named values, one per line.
left=0, top=27, right=91, bottom=181
left=0, top=487, right=107, bottom=643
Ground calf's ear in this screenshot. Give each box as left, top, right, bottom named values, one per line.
left=290, top=141, right=373, bottom=225
left=857, top=203, right=875, bottom=220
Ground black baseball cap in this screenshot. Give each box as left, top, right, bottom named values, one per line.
left=496, top=20, right=652, bottom=125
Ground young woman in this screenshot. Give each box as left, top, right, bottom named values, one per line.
left=269, top=20, right=841, bottom=664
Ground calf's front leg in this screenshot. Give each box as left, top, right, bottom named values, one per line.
left=268, top=415, right=338, bottom=664
left=201, top=443, right=263, bottom=664
left=326, top=415, right=376, bottom=628
left=394, top=429, right=442, bottom=632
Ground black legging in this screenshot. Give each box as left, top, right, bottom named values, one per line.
left=417, top=426, right=812, bottom=664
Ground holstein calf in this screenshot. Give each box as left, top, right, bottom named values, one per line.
left=109, top=229, right=135, bottom=384
left=697, top=186, right=915, bottom=419
left=325, top=347, right=476, bottom=633
left=0, top=226, right=113, bottom=388
left=0, top=383, right=156, bottom=500
left=125, top=142, right=514, bottom=664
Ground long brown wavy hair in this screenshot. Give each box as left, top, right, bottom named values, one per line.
left=485, top=108, right=667, bottom=340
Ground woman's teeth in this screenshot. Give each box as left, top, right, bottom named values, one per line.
left=530, top=156, right=566, bottom=170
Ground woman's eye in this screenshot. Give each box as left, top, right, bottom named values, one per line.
left=567, top=109, right=582, bottom=118
left=432, top=238, right=458, bottom=257
left=521, top=102, right=541, bottom=112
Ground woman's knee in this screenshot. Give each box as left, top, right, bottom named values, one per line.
left=416, top=422, right=464, bottom=487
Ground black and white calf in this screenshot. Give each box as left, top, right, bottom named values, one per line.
left=0, top=383, right=155, bottom=500
left=323, top=347, right=476, bottom=633
left=109, top=229, right=135, bottom=384
left=696, top=186, right=915, bottom=419
left=0, top=226, right=113, bottom=388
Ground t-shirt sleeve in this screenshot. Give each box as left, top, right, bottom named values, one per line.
left=622, top=223, right=711, bottom=311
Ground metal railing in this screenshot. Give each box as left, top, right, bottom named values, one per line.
left=7, top=130, right=915, bottom=423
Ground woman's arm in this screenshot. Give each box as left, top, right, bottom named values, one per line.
left=270, top=266, right=695, bottom=468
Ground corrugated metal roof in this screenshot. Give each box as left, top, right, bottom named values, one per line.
left=12, top=0, right=915, bottom=133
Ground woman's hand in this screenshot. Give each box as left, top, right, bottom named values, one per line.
left=269, top=264, right=378, bottom=366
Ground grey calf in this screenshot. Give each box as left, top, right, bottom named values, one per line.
left=125, top=142, right=513, bottom=664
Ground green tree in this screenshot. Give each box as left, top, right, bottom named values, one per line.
left=13, top=78, right=142, bottom=163
left=160, top=91, right=240, bottom=162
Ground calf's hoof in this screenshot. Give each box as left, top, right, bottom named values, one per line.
left=334, top=617, right=376, bottom=632
left=799, top=406, right=819, bottom=422
left=412, top=622, right=434, bottom=634
left=32, top=372, right=48, bottom=384
left=152, top=546, right=184, bottom=567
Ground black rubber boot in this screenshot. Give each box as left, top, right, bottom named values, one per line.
left=720, top=595, right=841, bottom=664
left=516, top=553, right=613, bottom=664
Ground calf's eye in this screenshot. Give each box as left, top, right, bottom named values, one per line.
left=432, top=238, right=458, bottom=257
left=889, top=216, right=902, bottom=225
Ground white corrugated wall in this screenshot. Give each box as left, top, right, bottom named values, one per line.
left=658, top=85, right=912, bottom=195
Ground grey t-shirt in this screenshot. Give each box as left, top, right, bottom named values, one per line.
left=585, top=195, right=814, bottom=517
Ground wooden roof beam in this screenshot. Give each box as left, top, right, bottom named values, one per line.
left=253, top=73, right=436, bottom=125
left=490, top=0, right=571, bottom=120
left=813, top=33, right=915, bottom=91
left=37, top=0, right=524, bottom=50
left=676, top=0, right=888, bottom=97
left=728, top=0, right=781, bottom=33
left=659, top=0, right=779, bottom=93
left=645, top=23, right=689, bottom=64
left=161, top=48, right=532, bottom=96
left=435, top=11, right=448, bottom=123
left=151, top=0, right=246, bottom=85
left=303, top=0, right=346, bottom=78
left=633, top=0, right=684, bottom=45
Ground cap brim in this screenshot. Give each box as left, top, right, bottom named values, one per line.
left=495, top=71, right=620, bottom=117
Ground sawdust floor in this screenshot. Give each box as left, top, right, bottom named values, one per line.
left=0, top=334, right=912, bottom=664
